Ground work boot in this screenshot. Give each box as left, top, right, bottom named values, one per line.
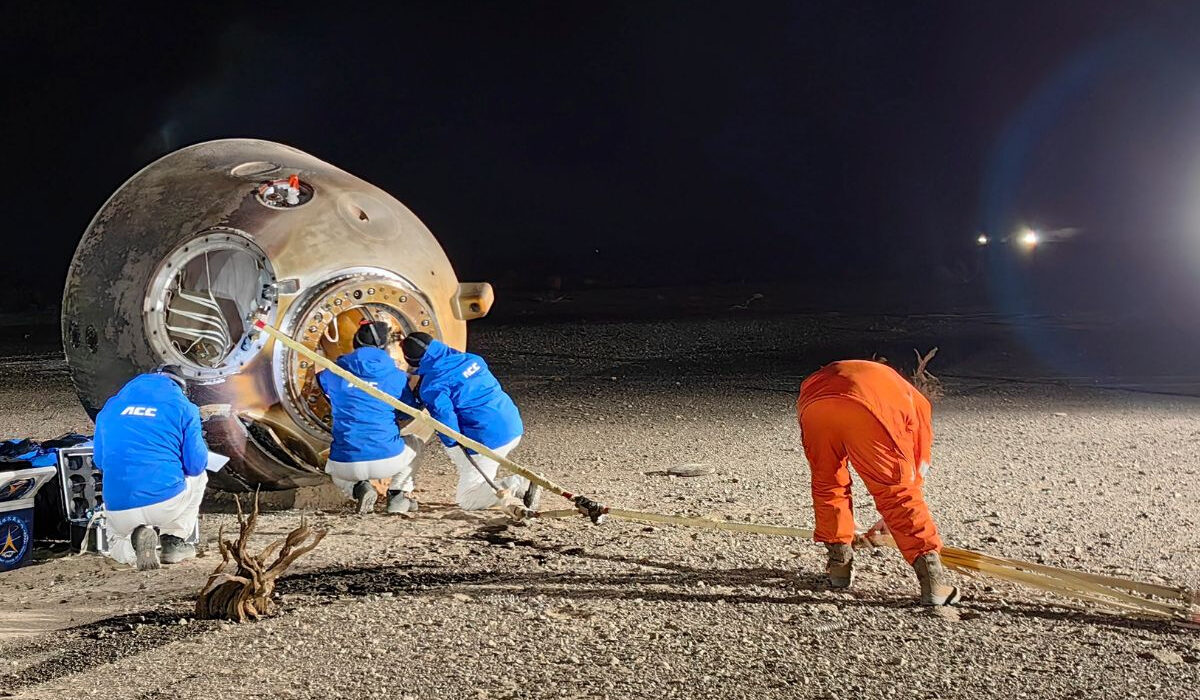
left=386, top=490, right=418, bottom=514
left=912, top=551, right=961, bottom=606
left=132, top=525, right=160, bottom=571
left=160, top=534, right=196, bottom=564
left=825, top=543, right=855, bottom=589
left=353, top=481, right=376, bottom=514
left=522, top=483, right=542, bottom=511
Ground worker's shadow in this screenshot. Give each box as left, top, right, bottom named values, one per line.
left=278, top=534, right=1186, bottom=634
left=274, top=520, right=860, bottom=608
left=0, top=609, right=216, bottom=695
left=3, top=540, right=1183, bottom=693
left=279, top=557, right=859, bottom=612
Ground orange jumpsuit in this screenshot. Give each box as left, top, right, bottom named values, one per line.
left=796, top=360, right=942, bottom=564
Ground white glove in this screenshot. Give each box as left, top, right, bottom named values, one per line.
left=865, top=517, right=890, bottom=545
left=198, top=403, right=232, bottom=421
left=400, top=408, right=437, bottom=442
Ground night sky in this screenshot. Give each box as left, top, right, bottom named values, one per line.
left=6, top=2, right=1200, bottom=314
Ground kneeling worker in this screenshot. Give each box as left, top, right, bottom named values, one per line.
left=93, top=365, right=208, bottom=570
left=797, top=359, right=959, bottom=606
left=318, top=321, right=419, bottom=514
left=400, top=332, right=537, bottom=510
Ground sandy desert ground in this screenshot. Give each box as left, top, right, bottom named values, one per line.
left=1, top=297, right=1199, bottom=699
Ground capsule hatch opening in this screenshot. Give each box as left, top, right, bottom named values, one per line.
left=147, top=231, right=276, bottom=378
left=297, top=304, right=410, bottom=429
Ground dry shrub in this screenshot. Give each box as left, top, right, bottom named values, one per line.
left=911, top=347, right=944, bottom=401
left=195, top=492, right=327, bottom=622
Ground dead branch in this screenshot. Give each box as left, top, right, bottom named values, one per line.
left=195, top=490, right=328, bottom=622
left=911, top=347, right=944, bottom=401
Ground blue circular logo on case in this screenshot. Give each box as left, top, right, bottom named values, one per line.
left=1, top=477, right=36, bottom=502
left=0, top=513, right=30, bottom=565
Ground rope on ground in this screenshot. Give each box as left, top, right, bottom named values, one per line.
left=252, top=319, right=1200, bottom=625
left=534, top=508, right=816, bottom=539
left=536, top=509, right=1198, bottom=623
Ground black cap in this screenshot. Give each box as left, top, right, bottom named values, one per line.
left=154, top=364, right=187, bottom=391
left=402, top=332, right=434, bottom=367
left=353, top=321, right=391, bottom=349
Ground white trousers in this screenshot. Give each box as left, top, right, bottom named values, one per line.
left=445, top=437, right=527, bottom=510
left=106, top=472, right=208, bottom=566
left=326, top=444, right=418, bottom=498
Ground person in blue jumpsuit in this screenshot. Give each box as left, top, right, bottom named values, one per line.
left=400, top=332, right=537, bottom=510
left=318, top=321, right=420, bottom=514
left=93, top=365, right=209, bottom=570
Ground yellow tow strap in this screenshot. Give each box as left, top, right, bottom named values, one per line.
left=252, top=319, right=1199, bottom=624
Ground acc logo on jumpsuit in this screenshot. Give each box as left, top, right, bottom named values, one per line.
left=0, top=513, right=30, bottom=565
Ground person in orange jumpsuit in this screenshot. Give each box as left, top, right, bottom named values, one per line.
left=797, top=359, right=960, bottom=605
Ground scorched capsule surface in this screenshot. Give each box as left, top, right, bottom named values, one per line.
left=62, top=139, right=493, bottom=491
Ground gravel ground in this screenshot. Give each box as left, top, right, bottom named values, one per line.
left=1, top=308, right=1199, bottom=699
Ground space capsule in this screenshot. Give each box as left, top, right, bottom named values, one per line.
left=62, top=139, right=493, bottom=491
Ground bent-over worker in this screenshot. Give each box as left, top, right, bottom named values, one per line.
left=93, top=365, right=208, bottom=571
left=400, top=332, right=538, bottom=510
left=797, top=359, right=960, bottom=605
left=318, top=321, right=420, bottom=514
